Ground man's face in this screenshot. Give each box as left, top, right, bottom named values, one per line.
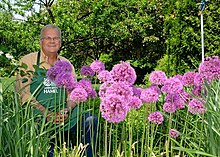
left=40, top=28, right=61, bottom=55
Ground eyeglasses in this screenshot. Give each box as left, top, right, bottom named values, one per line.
left=41, top=36, right=61, bottom=42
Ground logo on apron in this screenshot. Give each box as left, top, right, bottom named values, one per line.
left=43, top=78, right=58, bottom=93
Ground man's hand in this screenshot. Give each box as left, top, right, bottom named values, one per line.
left=46, top=109, right=69, bottom=124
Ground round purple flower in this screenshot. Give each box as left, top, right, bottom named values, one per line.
left=54, top=72, right=76, bottom=87
left=98, top=70, right=112, bottom=83
left=132, top=86, right=143, bottom=97
left=194, top=73, right=204, bottom=87
left=53, top=60, right=73, bottom=73
left=100, top=94, right=129, bottom=123
left=80, top=65, right=95, bottom=77
left=90, top=60, right=105, bottom=74
left=178, top=90, right=192, bottom=105
left=140, top=88, right=159, bottom=103
left=188, top=98, right=206, bottom=114
left=128, top=96, right=143, bottom=109
left=105, top=81, right=133, bottom=101
left=46, top=60, right=73, bottom=82
left=148, top=111, right=164, bottom=125
left=161, top=77, right=183, bottom=94
left=149, top=70, right=167, bottom=85
left=165, top=93, right=185, bottom=109
left=76, top=78, right=97, bottom=99
left=98, top=82, right=111, bottom=98
left=182, top=71, right=196, bottom=87
left=169, top=129, right=180, bottom=138
left=173, top=74, right=183, bottom=82
left=70, top=87, right=88, bottom=103
left=46, top=66, right=61, bottom=82
left=199, top=56, right=220, bottom=82
left=163, top=102, right=177, bottom=113
left=110, top=61, right=137, bottom=85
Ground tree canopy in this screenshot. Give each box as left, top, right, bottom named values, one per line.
left=0, top=0, right=219, bottom=83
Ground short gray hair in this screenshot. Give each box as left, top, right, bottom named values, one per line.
left=40, top=24, right=61, bottom=39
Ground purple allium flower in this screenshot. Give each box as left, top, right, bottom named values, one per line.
left=161, top=77, right=183, bottom=94
left=182, top=71, right=196, bottom=87
left=132, top=86, right=143, bottom=97
left=76, top=78, right=97, bottom=99
left=105, top=81, right=133, bottom=102
left=90, top=60, right=105, bottom=74
left=148, top=84, right=161, bottom=95
left=178, top=90, right=192, bottom=104
left=194, top=73, right=204, bottom=87
left=70, top=87, right=88, bottom=103
left=98, top=70, right=112, bottom=83
left=98, top=82, right=111, bottom=98
left=165, top=93, right=185, bottom=109
left=140, top=88, right=159, bottom=103
left=100, top=94, right=129, bottom=123
left=163, top=102, right=177, bottom=113
left=173, top=74, right=183, bottom=82
left=80, top=65, right=95, bottom=77
left=110, top=61, right=137, bottom=85
left=128, top=96, right=143, bottom=109
left=169, top=129, right=180, bottom=138
left=46, top=60, right=73, bottom=82
left=149, top=70, right=167, bottom=85
left=188, top=98, right=206, bottom=114
left=192, top=86, right=202, bottom=97
left=54, top=60, right=73, bottom=73
left=54, top=72, right=76, bottom=87
left=148, top=111, right=164, bottom=125
left=199, top=56, right=220, bottom=82
left=46, top=66, right=64, bottom=82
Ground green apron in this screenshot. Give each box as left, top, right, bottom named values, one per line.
left=30, top=52, right=79, bottom=130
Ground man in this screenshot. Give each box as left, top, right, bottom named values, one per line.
left=16, top=24, right=97, bottom=157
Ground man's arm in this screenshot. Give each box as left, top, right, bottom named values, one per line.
left=15, top=57, right=48, bottom=115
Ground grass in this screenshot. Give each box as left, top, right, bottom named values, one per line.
left=1, top=77, right=220, bottom=157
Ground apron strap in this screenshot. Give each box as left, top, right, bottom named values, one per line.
left=37, top=51, right=40, bottom=66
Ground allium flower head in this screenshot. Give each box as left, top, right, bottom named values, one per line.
left=110, top=61, right=137, bottom=85
left=129, top=96, right=143, bottom=109
left=188, top=98, right=206, bottom=114
left=178, top=90, right=192, bottom=104
left=140, top=88, right=159, bottom=103
left=149, top=70, right=167, bottom=85
left=161, top=77, right=183, bottom=94
left=90, top=60, right=105, bottom=74
left=165, top=93, right=185, bottom=109
left=55, top=72, right=76, bottom=88
left=132, top=87, right=143, bottom=97
left=46, top=66, right=61, bottom=82
left=148, top=111, right=164, bottom=125
left=99, top=82, right=111, bottom=98
left=163, top=102, right=177, bottom=113
left=70, top=87, right=88, bottom=103
left=169, top=129, right=180, bottom=138
left=80, top=65, right=95, bottom=77
left=199, top=56, right=220, bottom=82
left=100, top=94, right=129, bottom=123
left=46, top=60, right=73, bottom=82
left=182, top=71, right=196, bottom=87
left=76, top=78, right=97, bottom=99
left=105, top=81, right=133, bottom=101
left=53, top=60, right=73, bottom=73
left=98, top=70, right=112, bottom=83
left=194, top=73, right=204, bottom=87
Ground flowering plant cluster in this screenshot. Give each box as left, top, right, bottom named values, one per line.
left=47, top=56, right=220, bottom=139
left=46, top=60, right=97, bottom=103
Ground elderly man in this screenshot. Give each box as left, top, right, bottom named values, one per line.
left=16, top=24, right=97, bottom=157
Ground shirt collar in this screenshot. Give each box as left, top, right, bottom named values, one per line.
left=40, top=50, right=61, bottom=64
